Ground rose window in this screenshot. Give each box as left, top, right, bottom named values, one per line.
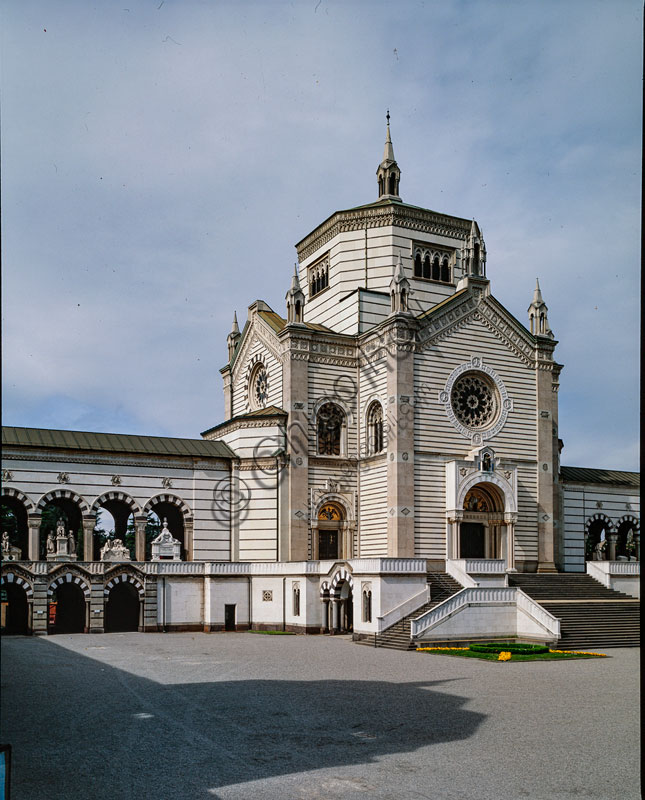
left=451, top=372, right=498, bottom=430
left=254, top=368, right=268, bottom=406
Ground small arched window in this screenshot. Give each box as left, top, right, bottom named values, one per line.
left=362, top=587, right=372, bottom=623
left=389, top=174, right=396, bottom=195
left=317, top=403, right=345, bottom=456
left=441, top=257, right=450, bottom=282
left=367, top=401, right=384, bottom=454
left=423, top=254, right=431, bottom=279
left=432, top=256, right=440, bottom=281
left=414, top=252, right=422, bottom=278
left=473, top=243, right=480, bottom=275
left=293, top=583, right=300, bottom=617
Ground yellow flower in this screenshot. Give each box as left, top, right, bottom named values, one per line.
left=498, top=651, right=512, bottom=661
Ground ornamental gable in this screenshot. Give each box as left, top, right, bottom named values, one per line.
left=231, top=321, right=283, bottom=417
left=414, top=311, right=538, bottom=462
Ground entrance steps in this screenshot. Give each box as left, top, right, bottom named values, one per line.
left=507, top=574, right=640, bottom=649
left=358, top=572, right=463, bottom=651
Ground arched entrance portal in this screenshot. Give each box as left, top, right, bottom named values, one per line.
left=314, top=502, right=345, bottom=560
left=2, top=582, right=30, bottom=635
left=460, top=483, right=505, bottom=560
left=105, top=582, right=140, bottom=632
left=51, top=583, right=87, bottom=634
left=321, top=569, right=354, bottom=634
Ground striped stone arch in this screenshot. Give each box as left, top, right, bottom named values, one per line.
left=329, top=567, right=353, bottom=599
left=0, top=487, right=36, bottom=514
left=319, top=580, right=331, bottom=599
left=37, top=489, right=91, bottom=515
left=584, top=513, right=614, bottom=535
left=615, top=514, right=640, bottom=533
left=143, top=494, right=193, bottom=520
left=0, top=571, right=34, bottom=597
left=91, top=491, right=142, bottom=516
left=104, top=572, right=145, bottom=598
left=47, top=571, right=91, bottom=599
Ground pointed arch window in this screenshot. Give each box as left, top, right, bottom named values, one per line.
left=411, top=244, right=454, bottom=285
left=367, top=401, right=384, bottom=455
left=309, top=255, right=330, bottom=298
left=293, top=582, right=301, bottom=617
left=317, top=403, right=345, bottom=456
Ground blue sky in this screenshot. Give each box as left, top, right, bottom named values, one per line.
left=1, top=0, right=641, bottom=470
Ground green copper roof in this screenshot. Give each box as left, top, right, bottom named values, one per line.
left=2, top=426, right=234, bottom=460
left=560, top=466, right=639, bottom=487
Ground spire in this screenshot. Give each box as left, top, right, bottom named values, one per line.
left=528, top=278, right=553, bottom=338
left=377, top=110, right=401, bottom=200
left=286, top=263, right=305, bottom=325
left=227, top=312, right=241, bottom=361
left=389, top=252, right=410, bottom=314
left=290, top=263, right=301, bottom=292
left=382, top=109, right=395, bottom=164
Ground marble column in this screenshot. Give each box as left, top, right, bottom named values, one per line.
left=27, top=514, right=42, bottom=561
left=331, top=599, right=340, bottom=634
left=504, top=513, right=517, bottom=571
left=82, top=516, right=96, bottom=562
left=607, top=534, right=618, bottom=562
left=134, top=515, right=147, bottom=562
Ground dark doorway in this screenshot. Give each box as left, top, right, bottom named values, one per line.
left=344, top=593, right=353, bottom=633
left=105, top=582, right=140, bottom=632
left=52, top=583, right=86, bottom=634
left=2, top=583, right=29, bottom=635
left=224, top=604, right=236, bottom=631
left=319, top=531, right=338, bottom=560
left=460, top=523, right=486, bottom=558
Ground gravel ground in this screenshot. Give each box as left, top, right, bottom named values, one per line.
left=0, top=633, right=640, bottom=799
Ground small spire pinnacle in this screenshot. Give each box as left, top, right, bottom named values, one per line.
left=382, top=110, right=395, bottom=164
left=231, top=311, right=239, bottom=335
left=291, top=263, right=301, bottom=291
left=533, top=278, right=543, bottom=304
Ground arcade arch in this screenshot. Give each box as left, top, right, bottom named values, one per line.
left=47, top=572, right=91, bottom=634
left=91, top=492, right=142, bottom=560
left=37, top=492, right=88, bottom=561
left=104, top=573, right=144, bottom=632
left=585, top=514, right=613, bottom=560
left=144, top=495, right=193, bottom=561
left=0, top=488, right=33, bottom=560
left=0, top=572, right=33, bottom=635
left=615, top=515, right=639, bottom=559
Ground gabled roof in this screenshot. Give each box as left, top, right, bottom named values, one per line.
left=2, top=426, right=235, bottom=459
left=200, top=406, right=287, bottom=438
left=560, top=466, right=640, bottom=487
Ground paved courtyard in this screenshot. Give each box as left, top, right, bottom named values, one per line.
left=0, top=633, right=640, bottom=799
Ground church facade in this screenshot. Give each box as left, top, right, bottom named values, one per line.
left=1, top=122, right=639, bottom=641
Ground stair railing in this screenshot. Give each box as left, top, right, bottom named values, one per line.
left=410, top=587, right=560, bottom=640
left=445, top=559, right=478, bottom=588
left=377, top=584, right=431, bottom=632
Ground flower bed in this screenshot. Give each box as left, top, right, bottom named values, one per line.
left=416, top=643, right=607, bottom=661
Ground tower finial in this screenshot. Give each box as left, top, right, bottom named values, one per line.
left=386, top=108, right=390, bottom=126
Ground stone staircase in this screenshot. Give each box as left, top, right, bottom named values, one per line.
left=368, top=572, right=463, bottom=651
left=508, top=573, right=640, bottom=649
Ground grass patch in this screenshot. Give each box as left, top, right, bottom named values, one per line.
left=416, top=644, right=607, bottom=661
left=248, top=629, right=296, bottom=635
